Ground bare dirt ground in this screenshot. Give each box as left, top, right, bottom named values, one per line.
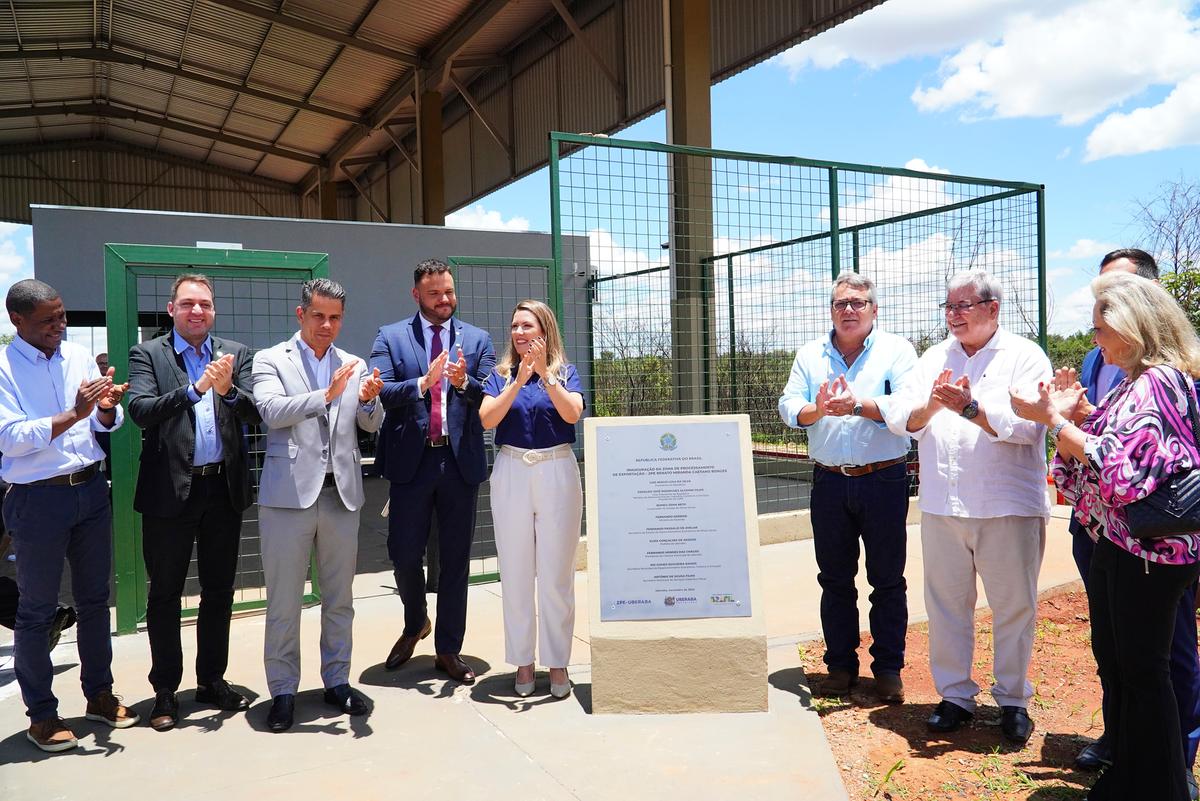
left=800, top=589, right=1119, bottom=801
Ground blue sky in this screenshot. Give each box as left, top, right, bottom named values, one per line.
left=448, top=0, right=1200, bottom=336
left=2, top=0, right=1197, bottom=338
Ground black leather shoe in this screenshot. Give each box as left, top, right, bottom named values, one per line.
left=266, top=694, right=295, bottom=732
left=1000, top=705, right=1035, bottom=745
left=323, top=684, right=368, bottom=716
left=149, top=690, right=178, bottom=732
left=1074, top=733, right=1113, bottom=771
left=926, top=699, right=973, bottom=733
left=195, top=679, right=250, bottom=711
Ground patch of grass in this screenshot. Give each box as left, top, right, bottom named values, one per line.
left=871, top=759, right=905, bottom=798
left=971, top=748, right=1038, bottom=794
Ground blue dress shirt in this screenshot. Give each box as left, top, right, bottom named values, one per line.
left=176, top=331, right=225, bottom=466
left=483, top=364, right=585, bottom=449
left=0, top=336, right=123, bottom=483
left=777, top=327, right=916, bottom=466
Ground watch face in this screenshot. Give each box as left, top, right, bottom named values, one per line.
left=852, top=403, right=864, bottom=416
left=961, top=400, right=979, bottom=419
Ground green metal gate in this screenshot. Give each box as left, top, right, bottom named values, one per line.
left=105, top=244, right=329, bottom=634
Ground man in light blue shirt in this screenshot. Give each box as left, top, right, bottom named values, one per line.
left=0, top=279, right=137, bottom=753
left=778, top=273, right=917, bottom=703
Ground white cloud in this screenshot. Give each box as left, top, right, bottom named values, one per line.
left=445, top=204, right=531, bottom=232
left=1049, top=239, right=1118, bottom=260
left=825, top=158, right=953, bottom=227
left=911, top=0, right=1200, bottom=126
left=1050, top=283, right=1095, bottom=335
left=1085, top=73, right=1200, bottom=160
left=773, top=0, right=1052, bottom=76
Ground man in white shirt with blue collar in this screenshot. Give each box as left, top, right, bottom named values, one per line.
left=0, top=279, right=138, bottom=753
left=886, top=269, right=1052, bottom=746
left=779, top=273, right=917, bottom=704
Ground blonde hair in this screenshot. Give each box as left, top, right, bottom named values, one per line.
left=496, top=299, right=570, bottom=383
left=1092, top=272, right=1200, bottom=379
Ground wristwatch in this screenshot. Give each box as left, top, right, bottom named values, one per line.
left=961, top=399, right=979, bottom=420
left=220, top=386, right=239, bottom=401
left=544, top=373, right=559, bottom=387
left=851, top=401, right=864, bottom=416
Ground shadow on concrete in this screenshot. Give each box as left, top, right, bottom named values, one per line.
left=127, top=684, right=262, bottom=734
left=356, top=654, right=491, bottom=700
left=467, top=672, right=575, bottom=712
left=0, top=714, right=131, bottom=764
left=245, top=688, right=375, bottom=738
left=0, top=661, right=76, bottom=689
left=767, top=666, right=812, bottom=706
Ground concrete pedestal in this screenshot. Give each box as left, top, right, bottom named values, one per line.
left=585, top=414, right=768, bottom=714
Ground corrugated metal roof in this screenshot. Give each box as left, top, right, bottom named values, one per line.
left=0, top=0, right=889, bottom=223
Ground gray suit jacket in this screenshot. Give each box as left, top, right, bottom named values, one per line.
left=251, top=333, right=383, bottom=512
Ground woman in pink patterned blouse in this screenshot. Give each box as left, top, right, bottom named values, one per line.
left=1011, top=272, right=1200, bottom=801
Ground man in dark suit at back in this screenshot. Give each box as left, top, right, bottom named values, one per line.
left=127, top=273, right=261, bottom=731
left=371, top=259, right=496, bottom=684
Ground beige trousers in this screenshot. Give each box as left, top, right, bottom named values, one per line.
left=489, top=445, right=583, bottom=669
left=921, top=512, right=1046, bottom=711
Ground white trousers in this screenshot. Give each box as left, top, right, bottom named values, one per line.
left=489, top=445, right=583, bottom=668
left=921, top=512, right=1046, bottom=711
left=260, top=486, right=360, bottom=697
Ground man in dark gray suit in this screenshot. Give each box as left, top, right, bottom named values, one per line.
left=127, top=273, right=261, bottom=731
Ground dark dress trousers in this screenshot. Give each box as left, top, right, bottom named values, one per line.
left=127, top=333, right=261, bottom=692
left=371, top=314, right=495, bottom=655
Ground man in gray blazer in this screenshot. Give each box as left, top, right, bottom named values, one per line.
left=251, top=278, right=384, bottom=732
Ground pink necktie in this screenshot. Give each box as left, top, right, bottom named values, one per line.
left=429, top=324, right=443, bottom=439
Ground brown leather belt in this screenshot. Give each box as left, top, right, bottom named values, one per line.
left=427, top=435, right=449, bottom=448
left=813, top=455, right=907, bottom=477
left=24, top=463, right=99, bottom=487
left=192, top=462, right=223, bottom=476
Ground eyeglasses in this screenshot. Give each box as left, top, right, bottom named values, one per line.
left=831, top=299, right=872, bottom=312
left=939, top=299, right=995, bottom=314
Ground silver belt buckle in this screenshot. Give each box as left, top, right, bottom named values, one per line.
left=521, top=449, right=545, bottom=466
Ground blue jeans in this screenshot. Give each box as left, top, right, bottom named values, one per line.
left=809, top=461, right=909, bottom=677
left=4, top=473, right=113, bottom=722
left=1074, top=528, right=1200, bottom=766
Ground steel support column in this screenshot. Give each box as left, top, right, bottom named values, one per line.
left=664, top=0, right=714, bottom=414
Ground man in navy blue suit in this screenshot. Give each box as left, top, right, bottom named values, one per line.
left=1068, top=248, right=1200, bottom=787
left=371, top=259, right=496, bottom=684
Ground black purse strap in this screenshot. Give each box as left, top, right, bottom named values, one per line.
left=1170, top=367, right=1200, bottom=450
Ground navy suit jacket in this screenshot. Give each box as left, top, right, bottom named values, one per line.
left=370, top=314, right=496, bottom=485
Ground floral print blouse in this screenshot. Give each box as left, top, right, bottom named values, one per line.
left=1053, top=365, right=1200, bottom=564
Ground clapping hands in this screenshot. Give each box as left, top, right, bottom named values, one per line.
left=816, top=374, right=857, bottom=417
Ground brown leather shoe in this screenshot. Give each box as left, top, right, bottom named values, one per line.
left=434, top=654, right=477, bottom=685
left=27, top=717, right=78, bottom=753
left=874, top=673, right=904, bottom=704
left=85, top=690, right=140, bottom=728
left=385, top=616, right=432, bottom=670
left=815, top=669, right=858, bottom=698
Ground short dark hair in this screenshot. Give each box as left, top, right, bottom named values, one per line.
left=413, top=258, right=451, bottom=285
left=6, top=279, right=60, bottom=315
left=300, top=278, right=346, bottom=309
left=1100, top=248, right=1158, bottom=280
left=170, top=273, right=215, bottom=301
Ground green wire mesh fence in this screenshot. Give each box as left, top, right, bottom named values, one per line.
left=551, top=132, right=1045, bottom=516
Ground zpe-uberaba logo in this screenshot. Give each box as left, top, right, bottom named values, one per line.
left=659, top=432, right=678, bottom=451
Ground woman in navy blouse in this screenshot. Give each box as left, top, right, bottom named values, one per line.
left=480, top=300, right=585, bottom=699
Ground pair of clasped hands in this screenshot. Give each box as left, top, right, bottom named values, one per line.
left=317, top=356, right=384, bottom=406
left=513, top=337, right=551, bottom=386
left=1008, top=367, right=1091, bottom=427
left=419, top=345, right=470, bottom=395
left=73, top=368, right=129, bottom=419
left=812, top=371, right=978, bottom=418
